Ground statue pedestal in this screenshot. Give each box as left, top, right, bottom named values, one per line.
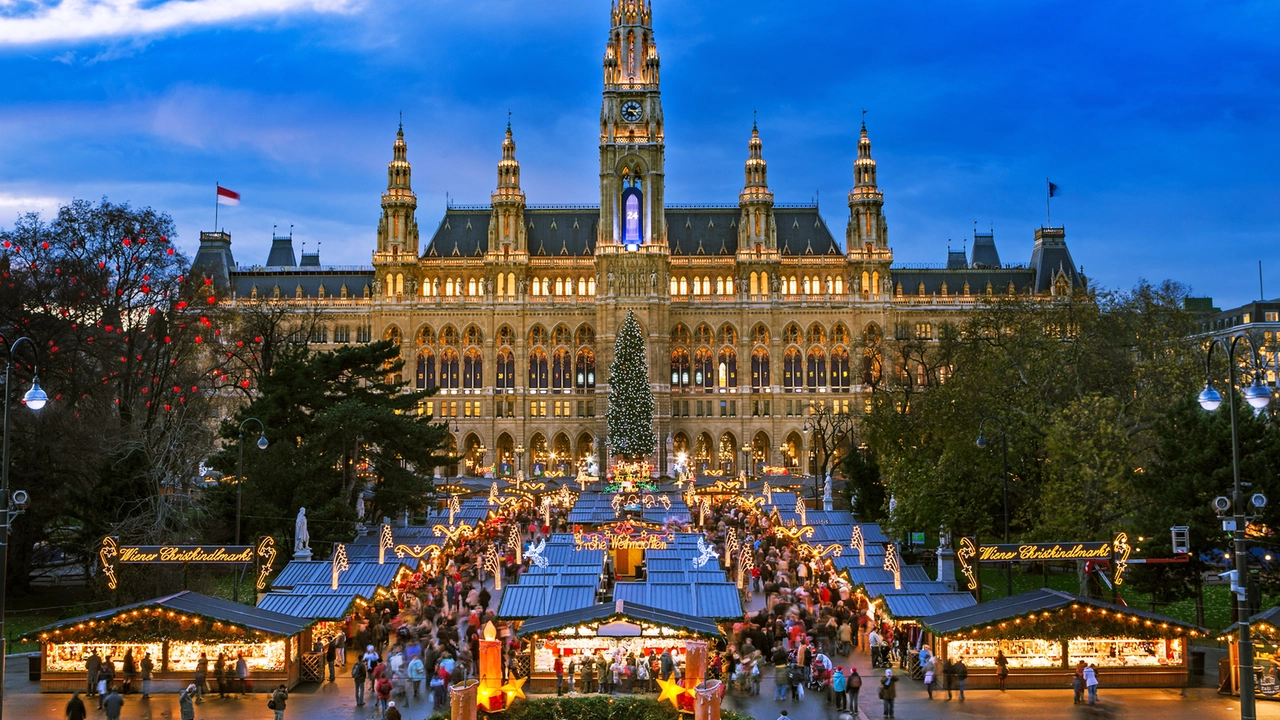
left=294, top=549, right=313, bottom=561
left=936, top=545, right=957, bottom=591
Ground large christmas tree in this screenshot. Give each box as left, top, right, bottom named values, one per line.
left=607, top=310, right=656, bottom=459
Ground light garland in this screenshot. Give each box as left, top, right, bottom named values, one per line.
left=692, top=537, right=718, bottom=569
left=762, top=481, right=772, bottom=505
left=507, top=524, right=522, bottom=564
left=883, top=542, right=902, bottom=590
left=1113, top=532, right=1131, bottom=586
left=795, top=495, right=806, bottom=526
left=850, top=526, right=866, bottom=566
left=957, top=536, right=978, bottom=590
left=378, top=524, right=393, bottom=565
left=331, top=543, right=349, bottom=590
left=254, top=536, right=276, bottom=590
left=482, top=546, right=502, bottom=590
left=725, top=528, right=739, bottom=570
left=737, top=547, right=754, bottom=589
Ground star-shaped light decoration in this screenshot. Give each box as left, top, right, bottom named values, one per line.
left=656, top=676, right=693, bottom=708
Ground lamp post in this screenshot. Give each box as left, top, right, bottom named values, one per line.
left=515, top=442, right=525, bottom=477
left=1199, top=334, right=1273, bottom=720
left=235, top=418, right=268, bottom=546
left=802, top=422, right=816, bottom=499
left=741, top=442, right=752, bottom=480
left=1, top=335, right=47, bottom=720
left=976, top=416, right=1011, bottom=597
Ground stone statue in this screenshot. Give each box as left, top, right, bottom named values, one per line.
left=607, top=271, right=615, bottom=294
left=518, top=278, right=527, bottom=293
left=823, top=472, right=833, bottom=511
left=373, top=277, right=383, bottom=295
left=355, top=495, right=365, bottom=521
left=294, top=508, right=310, bottom=554
left=770, top=274, right=779, bottom=293
left=650, top=271, right=657, bottom=293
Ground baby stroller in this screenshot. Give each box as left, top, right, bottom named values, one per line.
left=808, top=664, right=830, bottom=692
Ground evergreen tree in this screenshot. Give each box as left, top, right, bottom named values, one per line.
left=607, top=310, right=655, bottom=459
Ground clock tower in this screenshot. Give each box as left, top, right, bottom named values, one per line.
left=599, top=0, right=665, bottom=248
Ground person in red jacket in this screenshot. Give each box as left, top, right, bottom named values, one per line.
left=375, top=674, right=393, bottom=718
left=555, top=655, right=566, bottom=695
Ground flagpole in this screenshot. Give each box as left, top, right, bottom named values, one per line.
left=1045, top=178, right=1051, bottom=228
left=215, top=182, right=220, bottom=232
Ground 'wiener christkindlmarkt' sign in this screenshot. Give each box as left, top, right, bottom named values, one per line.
left=116, top=545, right=255, bottom=564
left=976, top=541, right=1114, bottom=562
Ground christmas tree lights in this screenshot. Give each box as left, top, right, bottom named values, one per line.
left=607, top=311, right=656, bottom=459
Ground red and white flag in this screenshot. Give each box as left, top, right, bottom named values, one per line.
left=216, top=186, right=241, bottom=206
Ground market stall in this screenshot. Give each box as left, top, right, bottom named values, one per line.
left=256, top=591, right=369, bottom=647
left=515, top=600, right=722, bottom=692
left=26, top=591, right=314, bottom=693
left=1218, top=606, right=1280, bottom=698
left=921, top=588, right=1204, bottom=689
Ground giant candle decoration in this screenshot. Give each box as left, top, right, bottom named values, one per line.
left=695, top=679, right=723, bottom=720
left=451, top=678, right=478, bottom=720
left=683, top=640, right=707, bottom=713
left=478, top=622, right=502, bottom=711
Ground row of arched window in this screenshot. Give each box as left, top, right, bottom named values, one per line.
left=528, top=276, right=597, bottom=296
left=670, top=322, right=853, bottom=349
left=671, top=346, right=860, bottom=393
left=670, top=276, right=736, bottom=296
left=419, top=347, right=598, bottom=393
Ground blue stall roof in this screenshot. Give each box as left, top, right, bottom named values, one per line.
left=272, top=560, right=413, bottom=591
left=496, top=584, right=598, bottom=620
left=612, top=582, right=743, bottom=620
left=28, top=591, right=313, bottom=639
left=257, top=592, right=366, bottom=620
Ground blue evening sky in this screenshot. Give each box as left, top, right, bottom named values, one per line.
left=1, top=0, right=1276, bottom=307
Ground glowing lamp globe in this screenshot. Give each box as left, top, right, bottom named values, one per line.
left=257, top=434, right=269, bottom=450
left=23, top=377, right=48, bottom=411
left=1198, top=384, right=1223, bottom=412
left=1244, top=381, right=1272, bottom=411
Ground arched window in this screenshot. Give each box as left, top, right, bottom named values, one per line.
left=495, top=349, right=515, bottom=390
left=575, top=350, right=596, bottom=390
left=718, top=323, right=738, bottom=346
left=831, top=347, right=851, bottom=392
left=752, top=324, right=769, bottom=344
left=529, top=325, right=547, bottom=347
left=694, top=324, right=713, bottom=345
left=832, top=323, right=849, bottom=344
left=807, top=323, right=825, bottom=346
left=750, top=272, right=759, bottom=296
left=679, top=277, right=687, bottom=295
left=440, top=349, right=460, bottom=390
left=872, top=270, right=880, bottom=297
left=670, top=277, right=679, bottom=295
left=465, top=325, right=482, bottom=346
left=671, top=324, right=691, bottom=345
left=497, top=325, right=514, bottom=347
left=555, top=277, right=564, bottom=295
left=416, top=350, right=436, bottom=389
left=803, top=276, right=812, bottom=295
left=463, top=349, right=483, bottom=390
left=552, top=348, right=573, bottom=391
left=670, top=349, right=690, bottom=390
left=552, top=325, right=570, bottom=347
left=385, top=274, right=394, bottom=297
left=834, top=275, right=844, bottom=294
left=575, top=325, right=596, bottom=347
left=579, top=277, right=588, bottom=295
left=497, top=273, right=506, bottom=296
left=508, top=272, right=516, bottom=295
left=751, top=348, right=770, bottom=392
left=440, top=326, right=458, bottom=347
left=717, top=348, right=737, bottom=391
left=807, top=348, right=827, bottom=391
left=692, top=277, right=702, bottom=295
left=783, top=324, right=802, bottom=345
left=863, top=324, right=883, bottom=385
left=716, top=277, right=725, bottom=295
left=528, top=349, right=549, bottom=391
left=694, top=347, right=714, bottom=393
left=783, top=348, right=803, bottom=392
left=468, top=278, right=477, bottom=296
left=861, top=271, right=870, bottom=297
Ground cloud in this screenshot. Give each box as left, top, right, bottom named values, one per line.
left=0, top=0, right=360, bottom=46
left=0, top=192, right=62, bottom=216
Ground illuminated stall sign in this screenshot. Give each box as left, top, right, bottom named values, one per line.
left=957, top=533, right=1130, bottom=591
left=573, top=521, right=674, bottom=551
left=99, top=536, right=268, bottom=591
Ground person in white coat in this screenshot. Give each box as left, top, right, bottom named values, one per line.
left=1083, top=663, right=1099, bottom=705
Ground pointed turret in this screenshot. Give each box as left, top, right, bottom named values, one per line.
left=846, top=120, right=887, bottom=252
left=489, top=121, right=527, bottom=252
left=376, top=123, right=419, bottom=257
left=739, top=121, right=776, bottom=251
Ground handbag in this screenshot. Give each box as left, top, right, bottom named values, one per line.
left=430, top=676, right=445, bottom=688
left=268, top=699, right=276, bottom=710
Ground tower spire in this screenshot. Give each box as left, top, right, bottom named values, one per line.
left=376, top=123, right=418, bottom=257
left=847, top=120, right=887, bottom=252
left=739, top=122, right=775, bottom=251
left=490, top=121, right=526, bottom=252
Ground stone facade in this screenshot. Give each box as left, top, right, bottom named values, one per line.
left=192, top=0, right=1081, bottom=480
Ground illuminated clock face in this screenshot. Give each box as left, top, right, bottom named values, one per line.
left=621, top=101, right=643, bottom=123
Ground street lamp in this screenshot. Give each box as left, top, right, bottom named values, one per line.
left=1201, top=334, right=1272, bottom=720
left=1, top=335, right=47, bottom=719
left=976, top=416, right=1012, bottom=597
left=741, top=442, right=752, bottom=479
left=235, top=418, right=268, bottom=548
left=515, top=442, right=525, bottom=476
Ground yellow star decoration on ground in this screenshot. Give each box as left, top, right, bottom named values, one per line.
left=656, top=676, right=692, bottom=708
left=500, top=675, right=527, bottom=702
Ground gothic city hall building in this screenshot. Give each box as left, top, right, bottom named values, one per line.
left=193, top=0, right=1081, bottom=480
